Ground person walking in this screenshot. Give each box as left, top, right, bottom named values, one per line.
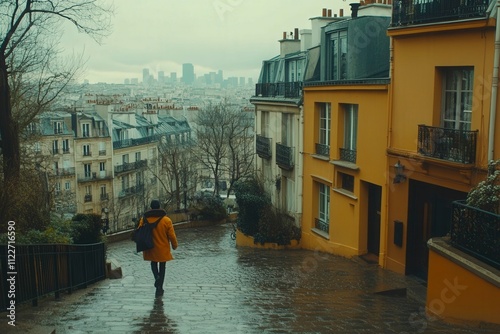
left=137, top=199, right=178, bottom=297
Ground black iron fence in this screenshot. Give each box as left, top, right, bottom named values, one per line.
left=451, top=200, right=500, bottom=270
left=417, top=125, right=477, bottom=164
left=391, top=0, right=491, bottom=27
left=0, top=243, right=106, bottom=311
left=339, top=148, right=357, bottom=163
left=256, top=134, right=272, bottom=159
left=276, top=143, right=294, bottom=170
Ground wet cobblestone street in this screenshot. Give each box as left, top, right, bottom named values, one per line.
left=3, top=224, right=500, bottom=333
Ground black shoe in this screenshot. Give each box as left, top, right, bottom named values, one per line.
left=155, top=288, right=164, bottom=298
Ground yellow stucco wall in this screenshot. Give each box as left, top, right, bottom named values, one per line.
left=427, top=247, right=500, bottom=325
left=390, top=25, right=496, bottom=166
left=301, top=85, right=389, bottom=260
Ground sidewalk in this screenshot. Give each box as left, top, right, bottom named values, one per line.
left=2, top=223, right=499, bottom=334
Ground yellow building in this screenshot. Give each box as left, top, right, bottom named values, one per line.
left=386, top=0, right=499, bottom=279
left=301, top=8, right=392, bottom=263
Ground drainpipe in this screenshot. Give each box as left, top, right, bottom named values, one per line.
left=296, top=104, right=304, bottom=227
left=488, top=0, right=500, bottom=162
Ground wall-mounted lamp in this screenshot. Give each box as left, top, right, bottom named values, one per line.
left=393, top=160, right=406, bottom=184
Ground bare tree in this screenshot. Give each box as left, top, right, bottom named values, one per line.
left=156, top=138, right=197, bottom=211
left=225, top=108, right=254, bottom=197
left=195, top=100, right=254, bottom=197
left=195, top=101, right=230, bottom=196
left=0, top=0, right=113, bottom=229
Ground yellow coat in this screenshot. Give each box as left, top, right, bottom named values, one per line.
left=138, top=210, right=178, bottom=262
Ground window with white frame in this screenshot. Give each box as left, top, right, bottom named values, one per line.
left=84, top=163, right=91, bottom=178
left=83, top=144, right=91, bottom=156
left=326, top=30, right=347, bottom=80
left=82, top=123, right=90, bottom=137
left=316, top=183, right=330, bottom=233
left=65, top=181, right=71, bottom=191
left=442, top=67, right=473, bottom=131
left=316, top=103, right=331, bottom=156
left=52, top=140, right=58, bottom=154
left=54, top=121, right=62, bottom=134
left=62, top=139, right=70, bottom=153
left=341, top=104, right=358, bottom=163
left=100, top=162, right=105, bottom=172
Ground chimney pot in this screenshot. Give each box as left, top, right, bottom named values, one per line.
left=327, top=9, right=332, bottom=17
left=322, top=8, right=327, bottom=17
left=340, top=8, right=344, bottom=17
left=350, top=3, right=360, bottom=18
left=294, top=28, right=299, bottom=40
left=283, top=31, right=287, bottom=39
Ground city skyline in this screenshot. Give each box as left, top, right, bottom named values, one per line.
left=60, top=0, right=353, bottom=84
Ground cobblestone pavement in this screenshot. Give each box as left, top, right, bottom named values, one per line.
left=3, top=223, right=500, bottom=334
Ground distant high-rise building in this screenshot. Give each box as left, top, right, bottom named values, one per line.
left=158, top=71, right=165, bottom=83
left=124, top=78, right=130, bottom=85
left=182, top=63, right=195, bottom=84
left=216, top=70, right=223, bottom=84
left=170, top=72, right=177, bottom=83
left=239, top=77, right=245, bottom=86
left=142, top=69, right=149, bottom=84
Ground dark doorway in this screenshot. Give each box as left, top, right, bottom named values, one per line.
left=406, top=180, right=467, bottom=281
left=367, top=184, right=382, bottom=256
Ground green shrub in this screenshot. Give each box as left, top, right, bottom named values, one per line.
left=233, top=177, right=271, bottom=236
left=254, top=206, right=301, bottom=246
left=71, top=213, right=104, bottom=244
left=192, top=193, right=227, bottom=222
left=466, top=160, right=500, bottom=214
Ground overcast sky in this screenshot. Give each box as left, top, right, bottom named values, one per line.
left=60, top=0, right=353, bottom=84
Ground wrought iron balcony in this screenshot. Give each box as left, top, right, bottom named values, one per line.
left=451, top=200, right=499, bottom=269
left=314, top=218, right=329, bottom=233
left=391, top=0, right=491, bottom=27
left=84, top=194, right=92, bottom=202
left=315, top=143, right=330, bottom=157
left=113, top=135, right=158, bottom=149
left=417, top=125, right=477, bottom=164
left=255, top=82, right=303, bottom=99
left=114, top=159, right=148, bottom=174
left=118, top=184, right=145, bottom=198
left=339, top=148, right=357, bottom=163
left=276, top=143, right=294, bottom=170
left=256, top=134, right=272, bottom=160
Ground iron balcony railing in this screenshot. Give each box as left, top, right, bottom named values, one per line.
left=78, top=171, right=113, bottom=182
left=276, top=143, right=294, bottom=170
left=113, top=135, right=158, bottom=149
left=255, top=82, right=303, bottom=99
left=256, top=134, right=272, bottom=160
left=315, top=143, right=330, bottom=157
left=417, top=125, right=477, bottom=164
left=118, top=184, right=145, bottom=198
left=0, top=243, right=106, bottom=310
left=391, top=0, right=491, bottom=27
left=114, top=159, right=148, bottom=174
left=53, top=167, right=76, bottom=176
left=451, top=200, right=499, bottom=270
left=315, top=218, right=329, bottom=233
left=339, top=148, right=357, bottom=163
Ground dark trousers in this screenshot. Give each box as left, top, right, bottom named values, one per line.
left=150, top=261, right=166, bottom=289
